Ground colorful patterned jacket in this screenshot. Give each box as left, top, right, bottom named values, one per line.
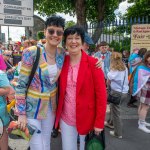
left=15, top=46, right=65, bottom=119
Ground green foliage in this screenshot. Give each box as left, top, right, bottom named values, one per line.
left=109, top=40, right=121, bottom=52
left=102, top=25, right=131, bottom=36
left=37, top=31, right=44, bottom=40
left=34, top=0, right=120, bottom=23
left=125, top=0, right=150, bottom=18
left=109, top=37, right=131, bottom=52
left=65, top=21, right=76, bottom=29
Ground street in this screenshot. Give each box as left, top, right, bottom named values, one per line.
left=9, top=102, right=150, bottom=150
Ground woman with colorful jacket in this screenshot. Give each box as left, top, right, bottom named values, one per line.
left=55, top=26, right=107, bottom=150
left=15, top=15, right=65, bottom=150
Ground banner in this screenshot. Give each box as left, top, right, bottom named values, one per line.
left=131, top=24, right=150, bottom=51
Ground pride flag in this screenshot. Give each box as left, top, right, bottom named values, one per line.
left=132, top=65, right=150, bottom=96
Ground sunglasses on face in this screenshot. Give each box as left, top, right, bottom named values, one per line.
left=47, top=29, right=64, bottom=36
left=14, top=45, right=18, bottom=47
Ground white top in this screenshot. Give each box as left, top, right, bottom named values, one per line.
left=107, top=68, right=129, bottom=93
left=47, top=64, right=57, bottom=84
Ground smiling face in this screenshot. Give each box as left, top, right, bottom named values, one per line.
left=44, top=26, right=64, bottom=47
left=65, top=33, right=83, bottom=56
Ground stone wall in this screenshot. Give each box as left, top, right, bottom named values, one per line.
left=25, top=15, right=45, bottom=40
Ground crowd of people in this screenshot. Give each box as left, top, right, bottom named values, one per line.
left=0, top=15, right=150, bottom=150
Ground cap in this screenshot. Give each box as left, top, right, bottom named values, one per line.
left=84, top=33, right=94, bottom=45
left=14, top=41, right=21, bottom=46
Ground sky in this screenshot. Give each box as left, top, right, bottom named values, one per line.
left=1, top=0, right=133, bottom=42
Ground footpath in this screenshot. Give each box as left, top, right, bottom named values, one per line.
left=9, top=100, right=150, bottom=150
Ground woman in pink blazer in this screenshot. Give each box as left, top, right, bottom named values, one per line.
left=55, top=26, right=107, bottom=150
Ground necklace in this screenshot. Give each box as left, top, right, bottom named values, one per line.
left=46, top=52, right=55, bottom=59
left=45, top=49, right=56, bottom=60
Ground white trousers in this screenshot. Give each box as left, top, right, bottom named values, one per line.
left=27, top=105, right=55, bottom=150
left=60, top=119, right=86, bottom=150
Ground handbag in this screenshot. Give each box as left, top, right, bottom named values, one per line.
left=85, top=130, right=105, bottom=150
left=107, top=90, right=122, bottom=105
left=7, top=121, right=41, bottom=141
left=107, top=70, right=126, bottom=105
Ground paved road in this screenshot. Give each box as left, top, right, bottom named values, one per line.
left=9, top=118, right=150, bottom=150
left=8, top=102, right=150, bottom=150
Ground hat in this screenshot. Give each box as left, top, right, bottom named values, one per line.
left=84, top=33, right=94, bottom=45
left=14, top=41, right=21, bottom=46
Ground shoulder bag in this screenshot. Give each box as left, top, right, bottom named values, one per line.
left=107, top=70, right=126, bottom=105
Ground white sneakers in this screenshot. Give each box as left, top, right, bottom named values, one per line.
left=138, top=120, right=150, bottom=127
left=138, top=120, right=150, bottom=133
left=138, top=125, right=150, bottom=133
left=109, top=131, right=122, bottom=139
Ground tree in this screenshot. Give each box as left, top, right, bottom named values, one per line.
left=65, top=21, right=76, bottom=29
left=125, top=0, right=150, bottom=18
left=34, top=0, right=123, bottom=43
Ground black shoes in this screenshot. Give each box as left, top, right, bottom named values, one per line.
left=127, top=103, right=138, bottom=108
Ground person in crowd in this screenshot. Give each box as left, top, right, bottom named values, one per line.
left=10, top=61, right=22, bottom=87
left=0, top=42, right=3, bottom=50
left=82, top=32, right=94, bottom=55
left=131, top=51, right=150, bottom=133
left=37, top=39, right=47, bottom=47
left=14, top=15, right=66, bottom=150
left=94, top=41, right=111, bottom=79
left=106, top=52, right=129, bottom=139
left=2, top=50, right=16, bottom=81
left=128, top=48, right=147, bottom=108
left=55, top=26, right=107, bottom=150
left=8, top=44, right=13, bottom=51
left=0, top=56, right=10, bottom=150
left=23, top=40, right=37, bottom=50
left=29, top=39, right=37, bottom=46
left=23, top=40, right=31, bottom=49
left=122, top=50, right=130, bottom=68
left=12, top=41, right=22, bottom=66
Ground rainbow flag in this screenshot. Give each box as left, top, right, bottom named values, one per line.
left=132, top=65, right=150, bottom=96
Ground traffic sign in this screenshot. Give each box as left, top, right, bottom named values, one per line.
left=0, top=14, right=33, bottom=27
left=0, top=0, right=33, bottom=27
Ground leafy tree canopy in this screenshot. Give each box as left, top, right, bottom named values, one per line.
left=34, top=0, right=121, bottom=23
left=125, top=0, right=150, bottom=18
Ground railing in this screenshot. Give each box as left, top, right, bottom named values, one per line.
left=87, top=16, right=150, bottom=51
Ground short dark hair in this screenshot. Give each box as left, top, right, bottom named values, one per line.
left=63, top=25, right=85, bottom=45
left=138, top=48, right=147, bottom=58
left=99, top=41, right=108, bottom=46
left=45, top=15, right=65, bottom=29
left=143, top=51, right=150, bottom=65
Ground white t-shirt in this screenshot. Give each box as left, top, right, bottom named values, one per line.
left=107, top=68, right=129, bottom=93
left=47, top=64, right=57, bottom=84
